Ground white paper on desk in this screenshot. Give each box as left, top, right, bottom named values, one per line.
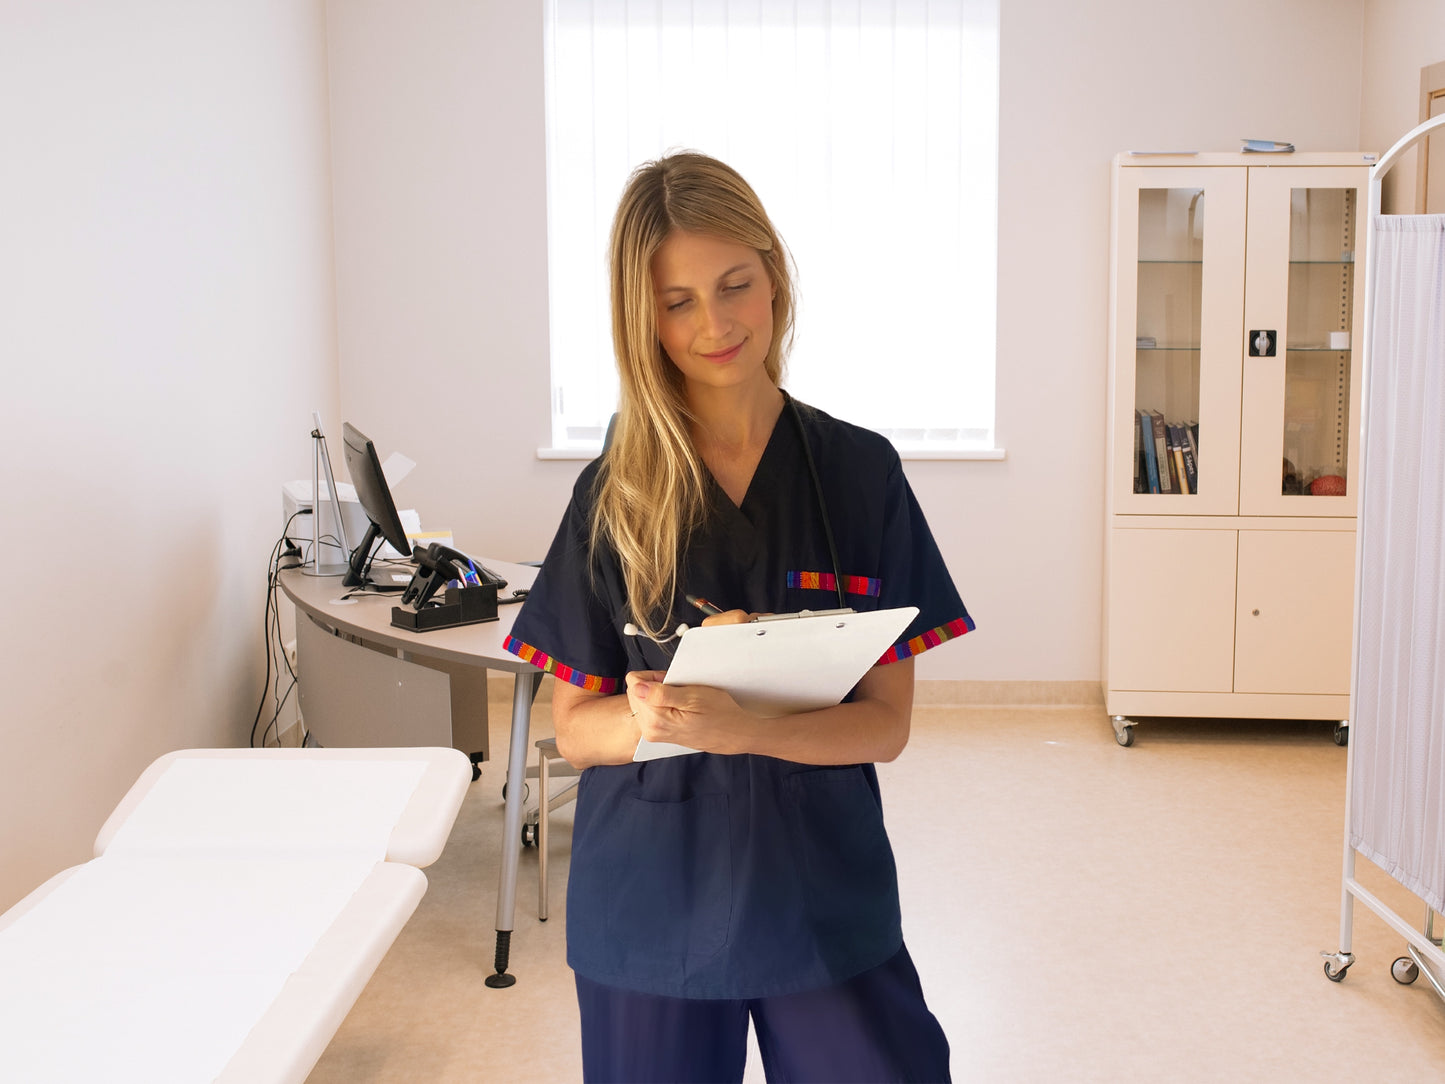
left=633, top=606, right=919, bottom=762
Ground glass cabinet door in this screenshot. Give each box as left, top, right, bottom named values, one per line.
left=1240, top=166, right=1368, bottom=516
left=1113, top=167, right=1246, bottom=515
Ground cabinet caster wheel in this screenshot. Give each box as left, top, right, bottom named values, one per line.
left=1110, top=716, right=1135, bottom=747
left=1324, top=959, right=1350, bottom=982
left=1392, top=956, right=1419, bottom=984
left=521, top=821, right=538, bottom=848
left=468, top=753, right=484, bottom=782
left=1333, top=723, right=1349, bottom=747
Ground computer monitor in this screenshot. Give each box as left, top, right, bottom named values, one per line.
left=340, top=422, right=413, bottom=588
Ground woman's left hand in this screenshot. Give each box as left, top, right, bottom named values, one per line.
left=627, top=673, right=758, bottom=755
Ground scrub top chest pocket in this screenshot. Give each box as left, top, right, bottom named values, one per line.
left=785, top=570, right=884, bottom=613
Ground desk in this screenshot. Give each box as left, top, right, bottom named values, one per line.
left=279, top=563, right=543, bottom=987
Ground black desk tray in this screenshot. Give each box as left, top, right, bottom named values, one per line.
left=391, top=583, right=499, bottom=632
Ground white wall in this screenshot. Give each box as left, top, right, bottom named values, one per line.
left=325, top=0, right=554, bottom=565
left=975, top=0, right=1365, bottom=680
left=325, top=0, right=1368, bottom=682
left=1361, top=0, right=1445, bottom=209
left=0, top=0, right=339, bottom=910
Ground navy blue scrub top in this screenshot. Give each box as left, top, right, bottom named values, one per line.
left=506, top=400, right=973, bottom=1000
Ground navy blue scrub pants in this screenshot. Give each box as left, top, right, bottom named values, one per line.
left=575, top=944, right=951, bottom=1083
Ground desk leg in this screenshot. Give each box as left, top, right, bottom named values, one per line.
left=485, top=669, right=540, bottom=988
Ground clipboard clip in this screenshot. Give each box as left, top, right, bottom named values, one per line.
left=750, top=607, right=856, bottom=623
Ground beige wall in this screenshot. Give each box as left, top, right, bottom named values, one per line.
left=1361, top=0, right=1445, bottom=210
left=325, top=0, right=1368, bottom=683
left=0, top=0, right=340, bottom=910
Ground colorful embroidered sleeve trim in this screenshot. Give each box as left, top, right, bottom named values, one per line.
left=786, top=570, right=883, bottom=598
left=504, top=636, right=619, bottom=694
left=875, top=615, right=975, bottom=665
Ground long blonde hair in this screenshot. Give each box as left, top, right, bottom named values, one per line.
left=592, top=152, right=796, bottom=639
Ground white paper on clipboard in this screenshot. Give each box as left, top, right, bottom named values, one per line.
left=632, top=605, right=919, bottom=762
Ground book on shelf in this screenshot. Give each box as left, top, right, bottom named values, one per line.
left=1167, top=423, right=1191, bottom=495
left=1150, top=411, right=1176, bottom=493
left=1179, top=423, right=1199, bottom=494
left=1133, top=411, right=1146, bottom=493
left=1138, top=410, right=1160, bottom=494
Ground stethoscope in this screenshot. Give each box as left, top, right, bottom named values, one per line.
left=623, top=392, right=846, bottom=644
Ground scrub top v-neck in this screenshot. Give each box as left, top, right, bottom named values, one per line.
left=506, top=400, right=973, bottom=999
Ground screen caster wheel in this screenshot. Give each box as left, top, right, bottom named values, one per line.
left=501, top=781, right=531, bottom=803
left=1392, top=956, right=1420, bottom=984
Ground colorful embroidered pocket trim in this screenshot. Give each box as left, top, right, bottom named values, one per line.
left=876, top=615, right=976, bottom=665
left=504, top=636, right=618, bottom=694
left=786, top=570, right=882, bottom=598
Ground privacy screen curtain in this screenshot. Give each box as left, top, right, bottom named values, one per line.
left=1350, top=214, right=1445, bottom=912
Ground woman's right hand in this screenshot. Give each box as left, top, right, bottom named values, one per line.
left=625, top=670, right=668, bottom=718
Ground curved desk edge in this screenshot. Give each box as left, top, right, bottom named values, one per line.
left=278, top=559, right=540, bottom=671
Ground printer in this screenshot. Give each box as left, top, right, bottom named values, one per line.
left=281, top=480, right=414, bottom=562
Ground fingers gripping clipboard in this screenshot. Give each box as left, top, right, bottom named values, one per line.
left=633, top=606, right=919, bottom=762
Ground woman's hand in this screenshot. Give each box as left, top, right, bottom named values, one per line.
left=700, top=609, right=759, bottom=626
left=626, top=670, right=759, bottom=755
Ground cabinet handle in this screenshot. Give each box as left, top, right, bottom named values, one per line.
left=1248, top=330, right=1277, bottom=357
left=1251, top=608, right=1261, bottom=617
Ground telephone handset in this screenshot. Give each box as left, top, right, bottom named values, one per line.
left=400, top=542, right=506, bottom=609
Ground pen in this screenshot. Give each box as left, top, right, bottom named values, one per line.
left=685, top=593, right=723, bottom=616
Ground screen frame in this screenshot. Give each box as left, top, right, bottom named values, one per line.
left=340, top=422, right=412, bottom=579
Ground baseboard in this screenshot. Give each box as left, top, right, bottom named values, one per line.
left=489, top=671, right=1102, bottom=710
left=913, top=680, right=1104, bottom=708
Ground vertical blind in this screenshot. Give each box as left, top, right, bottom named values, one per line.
left=543, top=0, right=1000, bottom=453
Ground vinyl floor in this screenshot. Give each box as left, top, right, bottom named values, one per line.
left=307, top=688, right=1445, bottom=1082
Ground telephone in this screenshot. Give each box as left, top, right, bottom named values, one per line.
left=400, top=542, right=506, bottom=610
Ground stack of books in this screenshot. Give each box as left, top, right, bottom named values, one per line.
left=1133, top=410, right=1199, bottom=494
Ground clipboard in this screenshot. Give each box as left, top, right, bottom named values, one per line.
left=633, top=605, right=919, bottom=761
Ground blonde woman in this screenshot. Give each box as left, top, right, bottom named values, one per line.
left=506, top=152, right=972, bottom=1083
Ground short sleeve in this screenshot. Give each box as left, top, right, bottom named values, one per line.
left=504, top=470, right=627, bottom=694
left=873, top=454, right=975, bottom=664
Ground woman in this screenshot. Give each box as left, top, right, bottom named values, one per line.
left=505, top=151, right=972, bottom=1083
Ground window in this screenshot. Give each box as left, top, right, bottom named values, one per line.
left=542, top=0, right=1000, bottom=458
